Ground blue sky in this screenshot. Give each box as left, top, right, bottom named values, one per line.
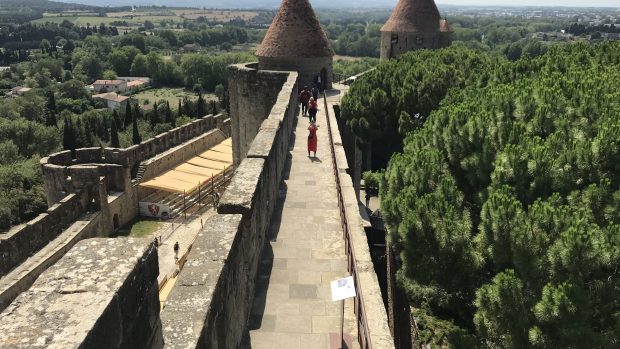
left=437, top=0, right=620, bottom=7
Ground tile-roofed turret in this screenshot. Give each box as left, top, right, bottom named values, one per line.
left=381, top=0, right=441, bottom=33
left=256, top=0, right=334, bottom=58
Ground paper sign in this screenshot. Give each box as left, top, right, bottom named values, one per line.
left=331, top=276, right=356, bottom=301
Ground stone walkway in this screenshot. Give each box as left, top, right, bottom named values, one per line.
left=244, top=88, right=358, bottom=349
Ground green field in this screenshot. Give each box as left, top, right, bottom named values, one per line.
left=130, top=88, right=216, bottom=110
left=32, top=9, right=254, bottom=27
left=32, top=14, right=182, bottom=26
left=114, top=219, right=162, bottom=238
left=32, top=16, right=135, bottom=25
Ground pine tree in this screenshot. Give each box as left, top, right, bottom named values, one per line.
left=110, top=115, right=120, bottom=148
left=132, top=113, right=141, bottom=145
left=124, top=102, right=132, bottom=130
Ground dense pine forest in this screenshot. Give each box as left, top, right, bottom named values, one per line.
left=341, top=43, right=620, bottom=347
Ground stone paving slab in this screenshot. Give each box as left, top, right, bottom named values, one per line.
left=245, top=92, right=359, bottom=349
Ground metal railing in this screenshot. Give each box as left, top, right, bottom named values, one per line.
left=323, top=92, right=374, bottom=349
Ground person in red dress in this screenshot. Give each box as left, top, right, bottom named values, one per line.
left=307, top=122, right=318, bottom=157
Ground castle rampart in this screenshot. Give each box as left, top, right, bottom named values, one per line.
left=160, top=67, right=298, bottom=348
left=0, top=238, right=163, bottom=349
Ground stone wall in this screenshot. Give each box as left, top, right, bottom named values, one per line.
left=325, top=93, right=394, bottom=348
left=0, top=238, right=163, bottom=349
left=380, top=31, right=445, bottom=60
left=0, top=211, right=102, bottom=311
left=160, top=69, right=298, bottom=349
left=228, top=63, right=292, bottom=167
left=0, top=188, right=94, bottom=277
left=41, top=114, right=225, bottom=206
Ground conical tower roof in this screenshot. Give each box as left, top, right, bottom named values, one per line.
left=381, top=0, right=441, bottom=33
left=256, top=0, right=334, bottom=58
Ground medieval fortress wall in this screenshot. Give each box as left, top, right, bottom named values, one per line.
left=0, top=114, right=229, bottom=312
left=160, top=63, right=298, bottom=348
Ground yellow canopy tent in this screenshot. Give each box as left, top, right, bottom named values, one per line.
left=198, top=150, right=232, bottom=164
left=140, top=137, right=232, bottom=194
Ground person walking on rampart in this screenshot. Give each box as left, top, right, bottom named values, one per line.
left=311, top=87, right=319, bottom=101
left=307, top=122, right=318, bottom=157
left=308, top=97, right=318, bottom=123
left=173, top=241, right=180, bottom=261
left=299, top=86, right=311, bottom=116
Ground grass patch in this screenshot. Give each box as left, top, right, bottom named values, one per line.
left=130, top=87, right=215, bottom=110
left=115, top=219, right=162, bottom=238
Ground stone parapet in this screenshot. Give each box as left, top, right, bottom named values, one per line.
left=325, top=89, right=394, bottom=348
left=0, top=238, right=163, bottom=349
left=41, top=114, right=228, bottom=206
left=227, top=63, right=293, bottom=167
left=0, top=189, right=92, bottom=277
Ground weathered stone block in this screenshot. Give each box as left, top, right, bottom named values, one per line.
left=161, top=214, right=243, bottom=349
left=0, top=238, right=162, bottom=349
left=218, top=158, right=266, bottom=215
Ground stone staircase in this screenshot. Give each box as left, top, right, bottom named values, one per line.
left=135, top=164, right=147, bottom=182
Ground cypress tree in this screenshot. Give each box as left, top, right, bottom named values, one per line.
left=165, top=101, right=173, bottom=124
left=124, top=102, right=132, bottom=129
left=101, top=115, right=110, bottom=142
left=112, top=109, right=120, bottom=129
left=132, top=113, right=141, bottom=145
left=177, top=99, right=182, bottom=118
left=150, top=101, right=160, bottom=127
left=195, top=93, right=206, bottom=118
left=45, top=109, right=57, bottom=127
left=46, top=91, right=57, bottom=126
left=183, top=97, right=192, bottom=117
left=210, top=100, right=217, bottom=115
left=133, top=103, right=141, bottom=123
left=63, top=117, right=76, bottom=159
left=110, top=115, right=120, bottom=148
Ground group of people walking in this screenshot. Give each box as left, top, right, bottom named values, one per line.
left=299, top=85, right=320, bottom=157
left=299, top=86, right=319, bottom=122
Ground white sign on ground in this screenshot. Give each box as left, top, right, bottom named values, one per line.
left=331, top=276, right=356, bottom=302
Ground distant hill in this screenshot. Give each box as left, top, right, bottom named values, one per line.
left=0, top=0, right=96, bottom=10
left=43, top=0, right=398, bottom=9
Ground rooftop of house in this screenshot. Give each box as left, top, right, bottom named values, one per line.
left=92, top=80, right=125, bottom=86
left=381, top=0, right=441, bottom=33
left=256, top=0, right=333, bottom=59
left=127, top=80, right=147, bottom=87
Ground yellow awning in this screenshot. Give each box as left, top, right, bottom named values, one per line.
left=198, top=150, right=232, bottom=164
left=139, top=137, right=232, bottom=194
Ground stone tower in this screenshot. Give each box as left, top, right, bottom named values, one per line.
left=256, top=0, right=334, bottom=89
left=380, top=0, right=453, bottom=60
